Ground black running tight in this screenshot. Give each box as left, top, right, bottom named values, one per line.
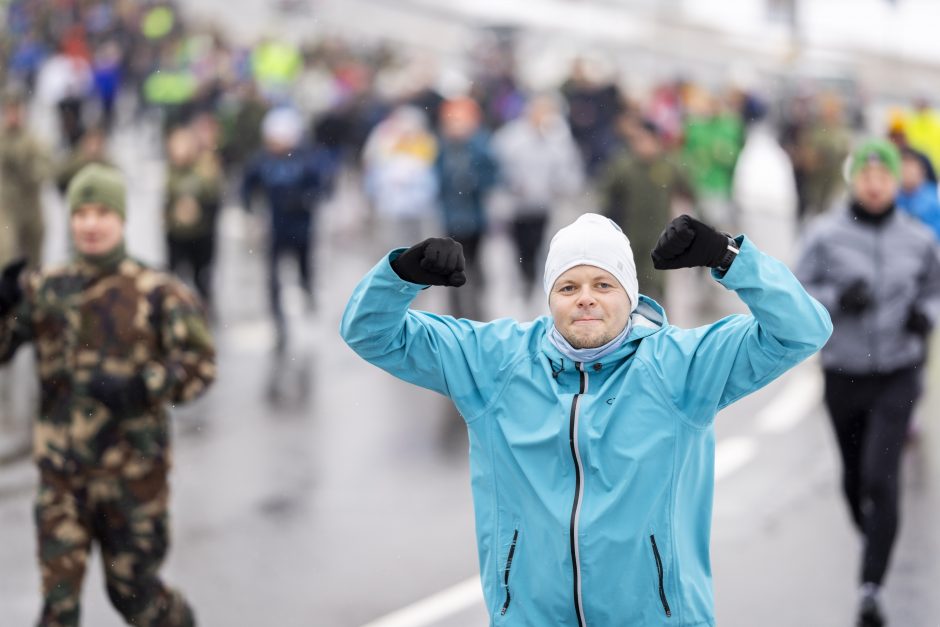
left=823, top=367, right=919, bottom=586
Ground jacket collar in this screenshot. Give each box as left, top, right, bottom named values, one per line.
left=540, top=294, right=667, bottom=369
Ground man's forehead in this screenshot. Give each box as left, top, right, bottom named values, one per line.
left=557, top=265, right=619, bottom=281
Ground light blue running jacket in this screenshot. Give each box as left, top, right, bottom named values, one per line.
left=341, top=236, right=832, bottom=626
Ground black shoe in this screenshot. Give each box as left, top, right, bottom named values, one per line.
left=857, top=595, right=885, bottom=627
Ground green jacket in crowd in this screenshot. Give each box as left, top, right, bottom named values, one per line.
left=164, top=158, right=223, bottom=240
left=599, top=152, right=696, bottom=301
left=681, top=113, right=743, bottom=200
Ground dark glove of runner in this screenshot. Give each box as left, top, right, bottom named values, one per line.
left=904, top=306, right=932, bottom=336
left=838, top=278, right=873, bottom=315
left=0, top=258, right=27, bottom=316
left=88, top=373, right=150, bottom=416
left=651, top=215, right=729, bottom=270
left=391, top=237, right=467, bottom=287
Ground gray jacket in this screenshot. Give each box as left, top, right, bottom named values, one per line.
left=796, top=206, right=940, bottom=374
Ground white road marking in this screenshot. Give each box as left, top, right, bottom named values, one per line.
left=359, top=577, right=483, bottom=627
left=756, top=368, right=823, bottom=434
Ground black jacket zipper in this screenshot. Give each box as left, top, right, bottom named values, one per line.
left=568, top=363, right=588, bottom=627
left=650, top=534, right=672, bottom=618
left=500, top=529, right=520, bottom=615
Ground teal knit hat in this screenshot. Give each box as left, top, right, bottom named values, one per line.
left=67, top=164, right=127, bottom=219
left=850, top=138, right=901, bottom=180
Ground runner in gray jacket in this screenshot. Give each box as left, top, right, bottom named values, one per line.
left=795, top=138, right=940, bottom=627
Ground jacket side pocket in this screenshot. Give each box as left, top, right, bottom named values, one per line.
left=650, top=534, right=672, bottom=618
left=500, top=529, right=520, bottom=616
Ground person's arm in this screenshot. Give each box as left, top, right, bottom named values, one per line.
left=341, top=239, right=521, bottom=421
left=0, top=261, right=34, bottom=364
left=649, top=216, right=832, bottom=422
left=142, top=282, right=216, bottom=405
left=793, top=226, right=841, bottom=313
left=906, top=239, right=940, bottom=333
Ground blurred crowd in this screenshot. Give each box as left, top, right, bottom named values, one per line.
left=1, top=3, right=940, bottom=626
left=0, top=0, right=939, bottom=324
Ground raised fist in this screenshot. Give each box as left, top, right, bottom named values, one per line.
left=391, top=237, right=467, bottom=287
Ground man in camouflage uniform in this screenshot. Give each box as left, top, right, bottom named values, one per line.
left=0, top=87, right=50, bottom=267
left=0, top=164, right=216, bottom=627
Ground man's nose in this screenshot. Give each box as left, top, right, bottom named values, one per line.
left=576, top=288, right=596, bottom=306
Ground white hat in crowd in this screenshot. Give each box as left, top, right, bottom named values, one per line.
left=262, top=107, right=304, bottom=148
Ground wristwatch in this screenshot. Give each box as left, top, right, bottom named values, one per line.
left=715, top=234, right=740, bottom=274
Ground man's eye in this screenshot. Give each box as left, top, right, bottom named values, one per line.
left=559, top=286, right=575, bottom=293
left=597, top=283, right=612, bottom=289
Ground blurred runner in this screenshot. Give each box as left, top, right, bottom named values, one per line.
left=362, top=105, right=439, bottom=248
left=242, top=107, right=335, bottom=349
left=164, top=125, right=223, bottom=306
left=796, top=139, right=940, bottom=627
left=0, top=164, right=215, bottom=626
left=492, top=93, right=583, bottom=300
left=896, top=146, right=940, bottom=241
left=599, top=117, right=695, bottom=304
left=0, top=87, right=51, bottom=267
left=435, top=96, right=497, bottom=320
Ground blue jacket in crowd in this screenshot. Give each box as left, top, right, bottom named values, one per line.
left=341, top=237, right=831, bottom=626
left=241, top=146, right=337, bottom=243
left=436, top=132, right=498, bottom=238
left=896, top=182, right=940, bottom=241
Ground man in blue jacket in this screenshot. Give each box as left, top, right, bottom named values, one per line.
left=341, top=212, right=831, bottom=626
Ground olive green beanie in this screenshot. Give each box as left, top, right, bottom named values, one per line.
left=67, top=164, right=127, bottom=219
left=850, top=138, right=901, bottom=180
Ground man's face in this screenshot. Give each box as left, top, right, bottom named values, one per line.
left=71, top=203, right=124, bottom=256
left=549, top=265, right=632, bottom=349
left=629, top=127, right=660, bottom=161
left=852, top=162, right=899, bottom=213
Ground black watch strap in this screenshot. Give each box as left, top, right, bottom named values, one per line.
left=715, top=235, right=740, bottom=273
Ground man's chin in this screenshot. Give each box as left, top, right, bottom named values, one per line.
left=566, top=332, right=607, bottom=350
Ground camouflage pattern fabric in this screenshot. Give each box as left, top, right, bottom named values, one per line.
left=35, top=465, right=195, bottom=627
left=0, top=254, right=215, bottom=476
left=0, top=254, right=214, bottom=625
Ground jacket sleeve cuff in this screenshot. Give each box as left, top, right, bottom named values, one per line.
left=384, top=248, right=431, bottom=292
left=711, top=235, right=751, bottom=285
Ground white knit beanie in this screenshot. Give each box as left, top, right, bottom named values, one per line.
left=543, top=213, right=639, bottom=311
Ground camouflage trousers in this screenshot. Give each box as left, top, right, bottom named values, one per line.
left=34, top=466, right=195, bottom=627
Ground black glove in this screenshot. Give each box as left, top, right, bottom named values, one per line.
left=0, top=258, right=27, bottom=316
left=88, top=373, right=150, bottom=416
left=838, top=279, right=873, bottom=315
left=391, top=237, right=467, bottom=287
left=651, top=215, right=731, bottom=270
left=905, top=306, right=932, bottom=336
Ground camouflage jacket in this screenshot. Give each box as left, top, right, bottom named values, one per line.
left=0, top=255, right=216, bottom=476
